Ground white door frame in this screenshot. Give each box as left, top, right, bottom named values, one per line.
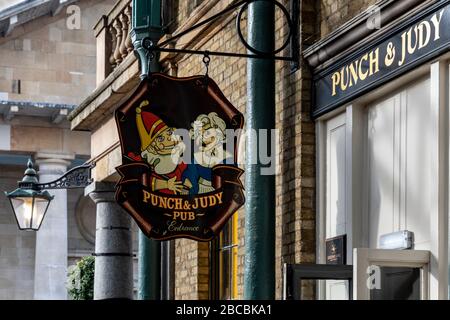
left=316, top=60, right=450, bottom=300
left=353, top=248, right=430, bottom=300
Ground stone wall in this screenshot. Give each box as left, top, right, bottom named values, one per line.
left=0, top=163, right=96, bottom=299
left=0, top=0, right=115, bottom=105
left=0, top=166, right=35, bottom=300
left=0, top=0, right=116, bottom=300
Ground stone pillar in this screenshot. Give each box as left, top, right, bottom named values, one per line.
left=85, top=182, right=133, bottom=300
left=34, top=153, right=74, bottom=300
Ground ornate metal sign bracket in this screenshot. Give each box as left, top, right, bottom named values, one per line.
left=143, top=0, right=300, bottom=72
left=19, top=162, right=95, bottom=190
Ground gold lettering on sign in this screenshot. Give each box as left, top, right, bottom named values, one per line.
left=359, top=54, right=369, bottom=80
left=430, top=9, right=444, bottom=41
left=369, top=48, right=380, bottom=75
left=399, top=9, right=444, bottom=66
left=330, top=8, right=446, bottom=96
left=417, top=21, right=431, bottom=49
left=331, top=72, right=340, bottom=96
left=331, top=48, right=379, bottom=96
left=385, top=42, right=395, bottom=66
left=142, top=190, right=224, bottom=210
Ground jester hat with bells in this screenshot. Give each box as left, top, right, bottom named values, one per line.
left=136, top=101, right=169, bottom=152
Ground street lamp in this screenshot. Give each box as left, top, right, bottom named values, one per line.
left=4, top=158, right=94, bottom=231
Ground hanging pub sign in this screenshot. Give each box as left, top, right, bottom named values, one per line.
left=312, top=0, right=450, bottom=118
left=114, top=73, right=245, bottom=241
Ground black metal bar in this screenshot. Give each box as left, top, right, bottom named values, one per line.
left=349, top=279, right=353, bottom=300
left=292, top=273, right=302, bottom=300
left=289, top=264, right=353, bottom=279
left=93, top=253, right=134, bottom=257
left=147, top=0, right=299, bottom=64
left=158, top=0, right=249, bottom=48
left=96, top=226, right=131, bottom=231
left=145, top=45, right=296, bottom=61
left=282, top=263, right=293, bottom=300
left=283, top=264, right=354, bottom=300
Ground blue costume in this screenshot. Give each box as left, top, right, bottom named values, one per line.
left=182, top=162, right=212, bottom=195
left=182, top=152, right=233, bottom=195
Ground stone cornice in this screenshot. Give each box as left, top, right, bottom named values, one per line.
left=68, top=53, right=140, bottom=131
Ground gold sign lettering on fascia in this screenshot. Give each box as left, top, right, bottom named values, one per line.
left=331, top=9, right=445, bottom=97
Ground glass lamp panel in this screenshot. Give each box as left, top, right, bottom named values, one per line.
left=10, top=197, right=34, bottom=230
left=32, top=197, right=50, bottom=230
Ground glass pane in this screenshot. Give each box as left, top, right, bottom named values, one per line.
left=32, top=197, right=50, bottom=230
left=369, top=266, right=420, bottom=300
left=11, top=197, right=34, bottom=229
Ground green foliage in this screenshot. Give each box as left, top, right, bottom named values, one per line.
left=66, top=255, right=95, bottom=300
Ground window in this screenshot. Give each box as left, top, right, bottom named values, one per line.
left=210, top=213, right=238, bottom=300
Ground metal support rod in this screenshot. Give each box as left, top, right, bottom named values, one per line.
left=144, top=0, right=298, bottom=67
left=137, top=57, right=162, bottom=300
left=244, top=0, right=276, bottom=299
left=133, top=0, right=162, bottom=300
left=138, top=53, right=162, bottom=300
left=159, top=0, right=250, bottom=47
left=141, top=45, right=295, bottom=61
left=161, top=240, right=175, bottom=300
left=138, top=231, right=161, bottom=300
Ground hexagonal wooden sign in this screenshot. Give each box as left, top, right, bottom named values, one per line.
left=115, top=73, right=245, bottom=241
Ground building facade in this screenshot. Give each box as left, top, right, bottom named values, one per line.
left=307, top=0, right=449, bottom=299
left=0, top=0, right=132, bottom=300
left=68, top=0, right=450, bottom=301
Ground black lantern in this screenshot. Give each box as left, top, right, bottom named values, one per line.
left=5, top=160, right=53, bottom=231
left=4, top=159, right=94, bottom=231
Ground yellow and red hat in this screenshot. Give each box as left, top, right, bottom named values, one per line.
left=136, top=104, right=169, bottom=151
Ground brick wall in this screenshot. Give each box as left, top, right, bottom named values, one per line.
left=165, top=0, right=380, bottom=300
left=320, top=0, right=378, bottom=37
left=174, top=240, right=209, bottom=299
left=167, top=0, right=319, bottom=300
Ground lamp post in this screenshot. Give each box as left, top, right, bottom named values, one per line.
left=4, top=158, right=94, bottom=231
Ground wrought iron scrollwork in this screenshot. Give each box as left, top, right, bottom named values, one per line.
left=142, top=0, right=300, bottom=72
left=236, top=0, right=293, bottom=56
left=19, top=163, right=95, bottom=190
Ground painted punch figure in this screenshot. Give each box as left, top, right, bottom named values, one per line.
left=134, top=100, right=187, bottom=194
left=182, top=112, right=232, bottom=195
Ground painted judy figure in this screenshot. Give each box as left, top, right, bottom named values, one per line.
left=182, top=112, right=232, bottom=195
